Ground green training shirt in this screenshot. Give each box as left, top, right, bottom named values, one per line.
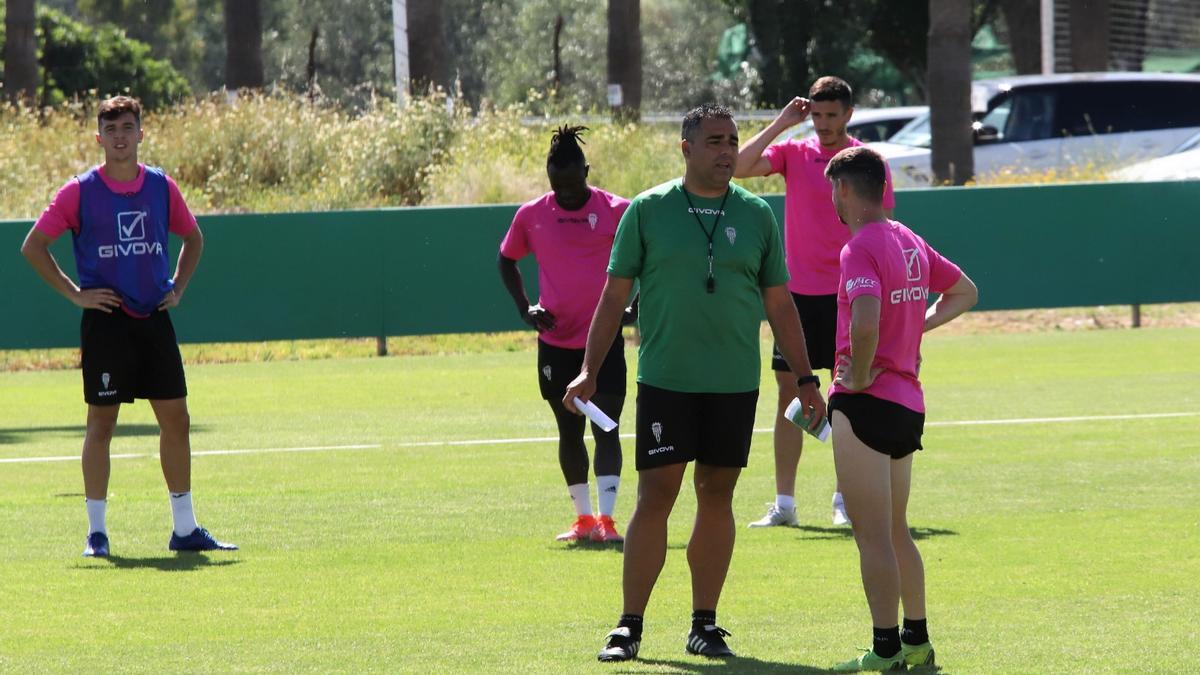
left=608, top=178, right=788, bottom=393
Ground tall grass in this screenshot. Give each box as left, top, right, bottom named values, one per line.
left=1, top=95, right=1135, bottom=219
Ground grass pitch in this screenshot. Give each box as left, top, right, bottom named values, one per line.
left=0, top=328, right=1197, bottom=673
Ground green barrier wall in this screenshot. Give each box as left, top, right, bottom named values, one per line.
left=2, top=180, right=1197, bottom=349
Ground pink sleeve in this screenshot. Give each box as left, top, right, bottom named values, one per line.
left=499, top=206, right=530, bottom=260
left=925, top=241, right=963, bottom=293
left=34, top=180, right=82, bottom=240
left=166, top=176, right=198, bottom=236
left=882, top=162, right=897, bottom=210
left=762, top=142, right=788, bottom=176
left=841, top=243, right=882, bottom=302
left=612, top=195, right=631, bottom=225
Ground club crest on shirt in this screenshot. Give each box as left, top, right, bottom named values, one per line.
left=725, top=226, right=737, bottom=245
left=588, top=213, right=598, bottom=230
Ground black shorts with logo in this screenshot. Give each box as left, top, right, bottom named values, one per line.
left=635, top=383, right=759, bottom=471
left=81, top=308, right=188, bottom=406
left=772, top=292, right=837, bottom=372
left=537, top=336, right=626, bottom=401
left=829, top=392, right=925, bottom=460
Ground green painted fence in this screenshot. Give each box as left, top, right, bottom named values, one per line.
left=2, top=180, right=1197, bottom=349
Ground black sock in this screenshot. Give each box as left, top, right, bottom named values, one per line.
left=873, top=626, right=901, bottom=658
left=901, top=617, right=928, bottom=645
left=618, top=614, right=643, bottom=639
left=692, top=609, right=717, bottom=630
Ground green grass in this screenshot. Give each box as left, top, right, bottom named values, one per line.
left=1, top=328, right=1198, bottom=672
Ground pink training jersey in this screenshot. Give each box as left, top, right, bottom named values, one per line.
left=763, top=136, right=896, bottom=296
left=830, top=220, right=962, bottom=413
left=35, top=164, right=198, bottom=240
left=499, top=187, right=630, bottom=349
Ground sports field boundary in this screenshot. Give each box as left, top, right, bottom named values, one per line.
left=1, top=411, right=1194, bottom=465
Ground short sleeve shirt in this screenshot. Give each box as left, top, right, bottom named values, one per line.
left=762, top=136, right=896, bottom=296
left=829, top=220, right=962, bottom=412
left=35, top=164, right=197, bottom=239
left=499, top=188, right=629, bottom=349
left=609, top=179, right=788, bottom=393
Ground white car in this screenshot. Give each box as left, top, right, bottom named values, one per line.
left=870, top=72, right=1200, bottom=186
left=776, top=106, right=927, bottom=144
left=1109, top=131, right=1200, bottom=181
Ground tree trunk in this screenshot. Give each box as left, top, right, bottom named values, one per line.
left=4, top=0, right=39, bottom=105
left=1000, top=0, right=1042, bottom=74
left=1069, top=0, right=1110, bottom=72
left=607, top=0, right=641, bottom=122
left=224, top=0, right=264, bottom=89
left=927, top=0, right=974, bottom=186
left=407, top=0, right=449, bottom=95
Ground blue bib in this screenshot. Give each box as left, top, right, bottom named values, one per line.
left=73, top=167, right=173, bottom=315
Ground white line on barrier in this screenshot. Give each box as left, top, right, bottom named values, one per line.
left=0, top=412, right=1194, bottom=465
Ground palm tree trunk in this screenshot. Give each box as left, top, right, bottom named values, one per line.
left=4, top=0, right=39, bottom=104
left=224, top=0, right=264, bottom=89
left=927, top=0, right=974, bottom=185
left=607, top=0, right=641, bottom=122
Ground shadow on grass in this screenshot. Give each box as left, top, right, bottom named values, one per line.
left=613, top=656, right=834, bottom=673
left=80, top=553, right=240, bottom=572
left=552, top=542, right=691, bottom=554
left=614, top=657, right=944, bottom=674
left=794, top=525, right=958, bottom=541
left=0, top=423, right=210, bottom=445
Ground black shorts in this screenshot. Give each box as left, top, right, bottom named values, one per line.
left=772, top=293, right=837, bottom=372
left=634, top=383, right=759, bottom=471
left=829, top=392, right=925, bottom=460
left=81, top=308, right=188, bottom=406
left=537, top=336, right=626, bottom=401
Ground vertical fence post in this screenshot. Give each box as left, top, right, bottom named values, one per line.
left=376, top=335, right=388, bottom=356
left=1131, top=304, right=1141, bottom=328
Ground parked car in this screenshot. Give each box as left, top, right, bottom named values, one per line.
left=776, top=105, right=927, bottom=144
left=1109, top=130, right=1200, bottom=181
left=869, top=72, right=1200, bottom=186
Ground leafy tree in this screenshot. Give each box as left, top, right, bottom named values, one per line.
left=0, top=6, right=190, bottom=109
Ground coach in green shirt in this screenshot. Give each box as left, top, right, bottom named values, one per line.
left=564, top=104, right=827, bottom=662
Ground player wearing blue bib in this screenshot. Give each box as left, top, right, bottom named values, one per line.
left=20, top=96, right=237, bottom=557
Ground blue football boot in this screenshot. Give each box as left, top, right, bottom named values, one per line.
left=169, top=526, right=238, bottom=552
left=83, top=531, right=110, bottom=557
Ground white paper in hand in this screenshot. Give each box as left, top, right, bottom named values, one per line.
left=573, top=397, right=618, bottom=432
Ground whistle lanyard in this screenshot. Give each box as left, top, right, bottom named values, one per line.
left=682, top=187, right=730, bottom=294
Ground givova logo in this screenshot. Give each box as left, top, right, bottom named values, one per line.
left=542, top=365, right=552, bottom=380
left=100, top=210, right=162, bottom=258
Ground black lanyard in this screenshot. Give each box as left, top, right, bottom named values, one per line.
left=682, top=186, right=730, bottom=294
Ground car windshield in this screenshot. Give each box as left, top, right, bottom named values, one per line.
left=888, top=114, right=932, bottom=148
left=1173, top=130, right=1200, bottom=154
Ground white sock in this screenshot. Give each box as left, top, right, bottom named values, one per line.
left=596, top=475, right=621, bottom=517
left=170, top=491, right=199, bottom=537
left=86, top=498, right=107, bottom=535
left=567, top=483, right=592, bottom=517
left=775, top=494, right=796, bottom=511
left=833, top=491, right=846, bottom=509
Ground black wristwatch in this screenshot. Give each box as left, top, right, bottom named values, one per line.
left=797, top=374, right=820, bottom=388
